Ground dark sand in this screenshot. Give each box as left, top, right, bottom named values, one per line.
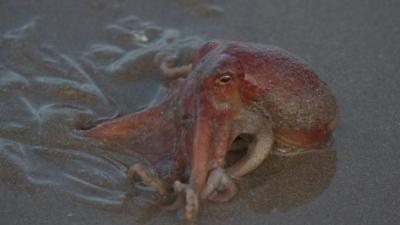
left=1, top=0, right=399, bottom=225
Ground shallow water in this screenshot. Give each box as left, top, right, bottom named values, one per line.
left=1, top=1, right=399, bottom=225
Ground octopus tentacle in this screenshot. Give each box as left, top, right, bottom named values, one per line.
left=173, top=181, right=199, bottom=223
left=200, top=167, right=237, bottom=202
left=154, top=51, right=192, bottom=79
left=126, top=163, right=171, bottom=196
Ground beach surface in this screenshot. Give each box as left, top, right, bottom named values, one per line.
left=1, top=1, right=399, bottom=224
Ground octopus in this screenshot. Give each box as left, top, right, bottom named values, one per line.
left=82, top=40, right=338, bottom=222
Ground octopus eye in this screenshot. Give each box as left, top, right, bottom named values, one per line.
left=217, top=74, right=232, bottom=84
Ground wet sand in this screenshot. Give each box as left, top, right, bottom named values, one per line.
left=1, top=0, right=399, bottom=225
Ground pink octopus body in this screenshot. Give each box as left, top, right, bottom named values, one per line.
left=83, top=40, right=338, bottom=222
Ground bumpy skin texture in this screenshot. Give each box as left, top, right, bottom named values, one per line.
left=83, top=40, right=338, bottom=222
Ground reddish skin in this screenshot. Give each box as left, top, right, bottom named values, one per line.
left=83, top=40, right=338, bottom=209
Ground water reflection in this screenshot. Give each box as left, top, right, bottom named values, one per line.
left=242, top=150, right=336, bottom=213
left=0, top=138, right=128, bottom=207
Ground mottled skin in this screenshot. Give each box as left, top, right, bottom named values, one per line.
left=83, top=40, right=338, bottom=222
